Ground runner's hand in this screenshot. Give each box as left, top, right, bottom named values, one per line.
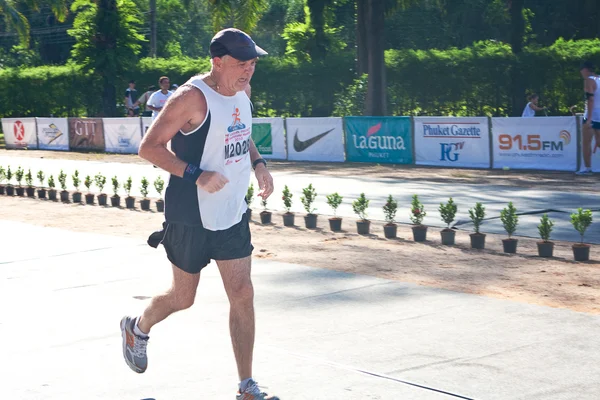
left=255, top=164, right=273, bottom=199
left=196, top=171, right=229, bottom=193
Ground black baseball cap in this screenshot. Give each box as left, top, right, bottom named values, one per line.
left=580, top=61, right=595, bottom=71
left=209, top=28, right=267, bottom=61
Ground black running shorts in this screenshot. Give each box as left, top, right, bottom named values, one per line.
left=152, top=212, right=253, bottom=274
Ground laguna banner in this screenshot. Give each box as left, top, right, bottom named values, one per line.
left=414, top=117, right=490, bottom=168
left=286, top=117, right=344, bottom=162
left=68, top=118, right=105, bottom=151
left=344, top=117, right=412, bottom=164
left=36, top=117, right=69, bottom=151
left=1, top=118, right=38, bottom=149
left=252, top=117, right=286, bottom=159
left=103, top=118, right=143, bottom=154
left=492, top=117, right=577, bottom=171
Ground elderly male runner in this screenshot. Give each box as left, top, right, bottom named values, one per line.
left=120, top=28, right=279, bottom=400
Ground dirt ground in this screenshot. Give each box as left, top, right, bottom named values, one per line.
left=1, top=149, right=599, bottom=315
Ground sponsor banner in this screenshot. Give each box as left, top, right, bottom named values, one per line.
left=492, top=117, right=577, bottom=171
left=142, top=117, right=153, bottom=137
left=414, top=117, right=490, bottom=168
left=252, top=117, right=286, bottom=159
left=286, top=117, right=345, bottom=162
left=36, top=118, right=69, bottom=151
left=103, top=118, right=143, bottom=154
left=344, top=117, right=412, bottom=164
left=1, top=118, right=38, bottom=149
left=68, top=118, right=105, bottom=151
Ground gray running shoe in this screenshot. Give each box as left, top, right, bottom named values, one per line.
left=576, top=170, right=593, bottom=175
left=120, top=316, right=149, bottom=373
left=236, top=380, right=280, bottom=400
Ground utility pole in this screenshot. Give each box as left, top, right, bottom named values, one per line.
left=150, top=0, right=157, bottom=57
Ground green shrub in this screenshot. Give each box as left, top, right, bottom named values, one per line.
left=282, top=185, right=293, bottom=212
left=383, top=195, right=398, bottom=224
left=409, top=194, right=426, bottom=225
left=352, top=193, right=369, bottom=221
left=154, top=176, right=165, bottom=198
left=571, top=208, right=593, bottom=244
left=326, top=193, right=343, bottom=217
left=538, top=214, right=554, bottom=242
left=500, top=202, right=519, bottom=238
left=300, top=184, right=317, bottom=214
left=468, top=202, right=486, bottom=234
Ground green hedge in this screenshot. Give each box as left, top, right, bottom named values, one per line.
left=1, top=39, right=599, bottom=119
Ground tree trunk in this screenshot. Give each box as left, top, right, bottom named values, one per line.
left=102, top=75, right=117, bottom=117
left=306, top=0, right=327, bottom=60
left=509, top=0, right=525, bottom=116
left=97, top=0, right=119, bottom=117
left=150, top=0, right=157, bottom=57
left=365, top=0, right=386, bottom=116
left=356, top=0, right=368, bottom=75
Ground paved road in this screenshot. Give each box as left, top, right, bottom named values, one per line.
left=1, top=154, right=598, bottom=243
left=1, top=220, right=599, bottom=399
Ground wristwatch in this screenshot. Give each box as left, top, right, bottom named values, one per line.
left=252, top=158, right=267, bottom=170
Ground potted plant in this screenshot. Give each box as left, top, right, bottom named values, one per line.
left=95, top=173, right=108, bottom=206
left=500, top=202, right=519, bottom=253
left=537, top=214, right=554, bottom=257
left=15, top=166, right=25, bottom=196
left=282, top=185, right=295, bottom=226
left=71, top=170, right=82, bottom=203
left=84, top=175, right=95, bottom=204
left=300, top=183, right=318, bottom=229
left=58, top=170, right=69, bottom=202
left=5, top=166, right=14, bottom=196
left=246, top=183, right=255, bottom=219
left=25, top=169, right=35, bottom=197
left=0, top=166, right=6, bottom=195
left=124, top=176, right=135, bottom=209
left=47, top=175, right=57, bottom=201
left=410, top=194, right=427, bottom=242
left=140, top=177, right=151, bottom=210
left=439, top=197, right=457, bottom=245
left=352, top=193, right=370, bottom=235
left=383, top=195, right=398, bottom=239
left=326, top=193, right=343, bottom=231
left=154, top=176, right=165, bottom=212
left=260, top=197, right=272, bottom=224
left=37, top=170, right=46, bottom=199
left=571, top=208, right=593, bottom=261
left=111, top=176, right=121, bottom=207
left=468, top=202, right=486, bottom=249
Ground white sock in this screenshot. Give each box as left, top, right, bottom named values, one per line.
left=133, top=317, right=149, bottom=338
left=240, top=378, right=254, bottom=392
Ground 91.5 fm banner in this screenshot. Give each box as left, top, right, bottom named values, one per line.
left=414, top=117, right=490, bottom=168
left=344, top=117, right=412, bottom=164
left=252, top=117, right=286, bottom=159
left=1, top=118, right=38, bottom=149
left=492, top=117, right=577, bottom=171
left=286, top=117, right=345, bottom=162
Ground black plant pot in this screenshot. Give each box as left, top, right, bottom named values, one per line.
left=0, top=185, right=5, bottom=195
left=26, top=187, right=35, bottom=197
left=440, top=229, right=456, bottom=245
left=156, top=199, right=164, bottom=212
left=304, top=213, right=318, bottom=229
left=6, top=185, right=14, bottom=196
left=537, top=241, right=554, bottom=258
left=85, top=193, right=95, bottom=205
left=125, top=197, right=136, bottom=209
left=140, top=199, right=151, bottom=211
left=329, top=218, right=342, bottom=232
left=60, top=190, right=69, bottom=202
left=72, top=192, right=82, bottom=203
left=502, top=238, right=518, bottom=253
left=356, top=220, right=370, bottom=235
left=111, top=195, right=121, bottom=207
left=283, top=212, right=295, bottom=227
left=48, top=189, right=57, bottom=201
left=98, top=194, right=108, bottom=206
left=260, top=211, right=272, bottom=224
left=470, top=233, right=486, bottom=249
left=572, top=244, right=590, bottom=262
left=412, top=225, right=428, bottom=242
left=384, top=224, right=397, bottom=239
left=16, top=187, right=25, bottom=197
left=37, top=188, right=47, bottom=199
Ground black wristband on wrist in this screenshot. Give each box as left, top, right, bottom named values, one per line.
left=183, top=163, right=203, bottom=183
left=252, top=158, right=267, bottom=170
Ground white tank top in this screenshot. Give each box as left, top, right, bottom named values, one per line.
left=178, top=77, right=252, bottom=231
left=584, top=76, right=600, bottom=121
left=522, top=102, right=535, bottom=117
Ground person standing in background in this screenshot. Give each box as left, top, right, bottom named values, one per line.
left=136, top=85, right=157, bottom=117
left=521, top=94, right=546, bottom=117
left=124, top=80, right=140, bottom=117
left=147, top=77, right=173, bottom=121
left=577, top=61, right=600, bottom=175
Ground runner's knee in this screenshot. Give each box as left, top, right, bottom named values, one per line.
left=229, top=281, right=254, bottom=304
left=169, top=291, right=196, bottom=311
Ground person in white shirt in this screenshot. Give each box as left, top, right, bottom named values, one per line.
left=147, top=76, right=173, bottom=120
left=521, top=94, right=546, bottom=117
left=577, top=61, right=600, bottom=175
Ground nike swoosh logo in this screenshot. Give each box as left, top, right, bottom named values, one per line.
left=293, top=128, right=335, bottom=152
